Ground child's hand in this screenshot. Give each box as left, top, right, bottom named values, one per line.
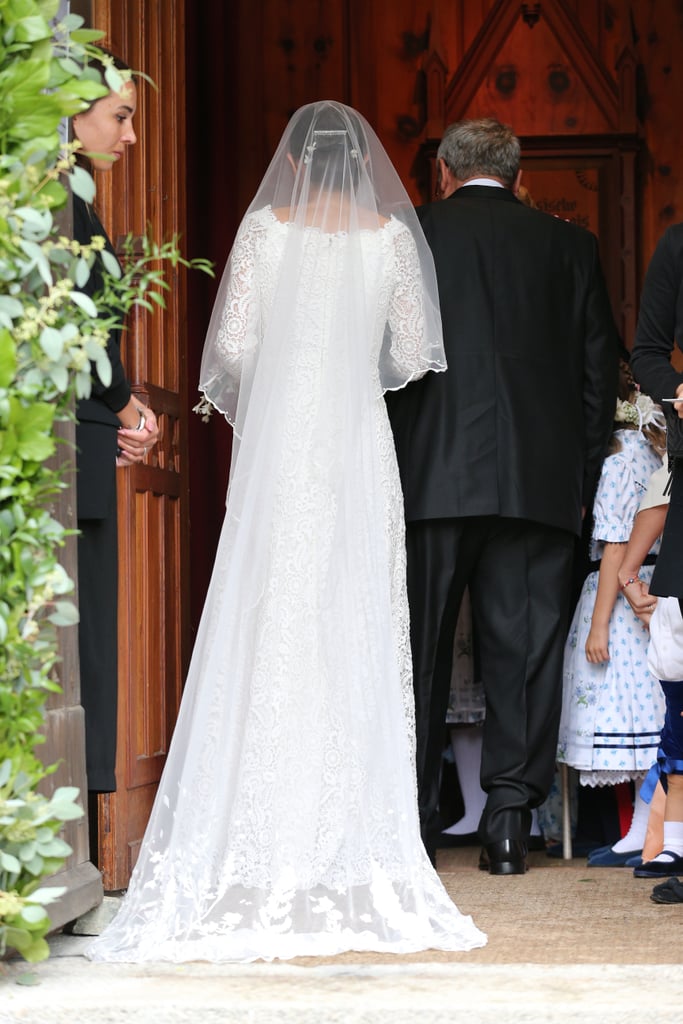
left=585, top=624, right=610, bottom=663
left=620, top=576, right=656, bottom=618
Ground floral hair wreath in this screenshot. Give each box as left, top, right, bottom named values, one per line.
left=614, top=391, right=665, bottom=430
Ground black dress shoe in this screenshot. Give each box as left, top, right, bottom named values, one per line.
left=480, top=839, right=528, bottom=875
left=651, top=877, right=683, bottom=904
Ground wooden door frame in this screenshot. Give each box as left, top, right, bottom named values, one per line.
left=84, top=0, right=190, bottom=890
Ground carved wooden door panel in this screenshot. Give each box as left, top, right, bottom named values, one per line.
left=417, top=0, right=639, bottom=345
left=90, top=0, right=189, bottom=890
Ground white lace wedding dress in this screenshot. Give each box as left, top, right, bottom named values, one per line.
left=88, top=208, right=486, bottom=963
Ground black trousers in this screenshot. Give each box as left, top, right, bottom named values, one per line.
left=651, top=460, right=683, bottom=599
left=406, top=516, right=575, bottom=848
left=76, top=421, right=119, bottom=793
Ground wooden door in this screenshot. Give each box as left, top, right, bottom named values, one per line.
left=90, top=0, right=189, bottom=890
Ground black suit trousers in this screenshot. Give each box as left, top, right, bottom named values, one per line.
left=406, top=516, right=575, bottom=847
left=76, top=422, right=120, bottom=793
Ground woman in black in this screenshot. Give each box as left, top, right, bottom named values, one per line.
left=631, top=222, right=683, bottom=606
left=72, top=54, right=158, bottom=794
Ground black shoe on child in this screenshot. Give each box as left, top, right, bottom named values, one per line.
left=634, top=852, right=683, bottom=878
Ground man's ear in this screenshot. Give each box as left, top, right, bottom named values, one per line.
left=512, top=168, right=523, bottom=195
left=437, top=158, right=458, bottom=199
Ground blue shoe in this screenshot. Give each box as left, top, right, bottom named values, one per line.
left=625, top=854, right=643, bottom=868
left=587, top=845, right=642, bottom=867
left=634, top=852, right=683, bottom=878
left=586, top=844, right=613, bottom=860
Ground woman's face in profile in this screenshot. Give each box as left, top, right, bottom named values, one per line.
left=73, top=81, right=138, bottom=172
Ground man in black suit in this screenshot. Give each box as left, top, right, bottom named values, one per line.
left=387, top=118, right=619, bottom=873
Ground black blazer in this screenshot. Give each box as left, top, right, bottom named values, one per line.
left=73, top=195, right=132, bottom=518
left=631, top=220, right=683, bottom=401
left=387, top=185, right=619, bottom=537
left=631, top=221, right=683, bottom=597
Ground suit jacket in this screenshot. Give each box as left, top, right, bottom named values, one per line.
left=630, top=221, right=683, bottom=598
left=631, top=220, right=683, bottom=401
left=386, top=185, right=619, bottom=537
left=73, top=195, right=132, bottom=518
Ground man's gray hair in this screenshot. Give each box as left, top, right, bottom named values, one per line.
left=437, top=118, right=520, bottom=187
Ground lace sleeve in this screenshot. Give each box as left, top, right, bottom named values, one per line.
left=386, top=223, right=433, bottom=381
left=197, top=212, right=266, bottom=423
left=214, top=214, right=262, bottom=370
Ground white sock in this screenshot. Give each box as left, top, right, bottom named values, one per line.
left=611, top=788, right=649, bottom=852
left=530, top=807, right=542, bottom=837
left=650, top=820, right=683, bottom=860
left=442, top=726, right=487, bottom=835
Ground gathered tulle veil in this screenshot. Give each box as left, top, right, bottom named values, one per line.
left=88, top=101, right=485, bottom=963
left=198, top=100, right=446, bottom=432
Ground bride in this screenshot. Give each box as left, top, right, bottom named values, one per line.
left=88, top=101, right=486, bottom=962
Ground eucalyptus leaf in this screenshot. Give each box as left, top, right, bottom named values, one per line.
left=35, top=837, right=71, bottom=857
left=49, top=364, right=68, bottom=392
left=69, top=290, right=97, bottom=317
left=68, top=78, right=108, bottom=102
left=74, top=257, right=90, bottom=288
left=28, top=886, right=67, bottom=904
left=0, top=296, right=23, bottom=319
left=14, top=16, right=50, bottom=44
left=104, top=64, right=125, bottom=93
left=0, top=850, right=21, bottom=873
left=70, top=28, right=105, bottom=44
left=60, top=12, right=84, bottom=30
left=16, top=430, right=54, bottom=461
left=38, top=0, right=60, bottom=20
left=14, top=206, right=51, bottom=235
left=39, top=327, right=63, bottom=360
left=59, top=322, right=78, bottom=342
left=50, top=785, right=81, bottom=804
left=73, top=369, right=92, bottom=398
left=57, top=55, right=83, bottom=79
left=69, top=164, right=95, bottom=203
left=47, top=600, right=79, bottom=627
left=95, top=350, right=112, bottom=388
left=100, top=248, right=121, bottom=279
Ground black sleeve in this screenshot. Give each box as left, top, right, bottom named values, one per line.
left=580, top=232, right=620, bottom=505
left=72, top=195, right=132, bottom=414
left=631, top=225, right=683, bottom=402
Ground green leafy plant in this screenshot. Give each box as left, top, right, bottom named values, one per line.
left=0, top=0, right=212, bottom=961
left=0, top=760, right=82, bottom=962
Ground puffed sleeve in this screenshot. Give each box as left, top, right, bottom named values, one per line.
left=590, top=452, right=644, bottom=558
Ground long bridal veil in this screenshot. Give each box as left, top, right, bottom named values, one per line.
left=88, top=101, right=486, bottom=962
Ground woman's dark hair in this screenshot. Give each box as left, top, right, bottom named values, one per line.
left=617, top=357, right=636, bottom=402
left=83, top=48, right=131, bottom=91
left=73, top=49, right=132, bottom=172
